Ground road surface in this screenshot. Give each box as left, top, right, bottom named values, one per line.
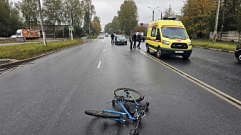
left=0, top=37, right=240, bottom=135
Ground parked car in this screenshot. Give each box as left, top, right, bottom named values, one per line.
left=105, top=33, right=108, bottom=37
left=235, top=43, right=241, bottom=63
left=99, top=34, right=104, bottom=39
left=115, top=35, right=127, bottom=45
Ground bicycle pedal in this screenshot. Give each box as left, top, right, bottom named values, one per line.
left=105, top=101, right=112, bottom=104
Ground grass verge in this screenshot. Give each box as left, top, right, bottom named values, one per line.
left=192, top=39, right=237, bottom=51
left=0, top=40, right=15, bottom=44
left=87, top=36, right=97, bottom=39
left=0, top=39, right=84, bottom=60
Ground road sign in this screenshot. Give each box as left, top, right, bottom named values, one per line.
left=69, top=26, right=74, bottom=31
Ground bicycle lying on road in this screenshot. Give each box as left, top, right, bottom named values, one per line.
left=85, top=88, right=149, bottom=135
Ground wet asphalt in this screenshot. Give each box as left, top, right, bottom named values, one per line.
left=0, top=37, right=241, bottom=135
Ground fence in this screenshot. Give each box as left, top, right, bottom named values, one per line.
left=210, top=31, right=241, bottom=42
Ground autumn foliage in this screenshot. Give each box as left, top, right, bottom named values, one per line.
left=92, top=21, right=101, bottom=35
left=180, top=0, right=217, bottom=38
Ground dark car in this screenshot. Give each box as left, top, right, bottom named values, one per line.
left=115, top=35, right=127, bottom=45
left=235, top=43, right=241, bottom=63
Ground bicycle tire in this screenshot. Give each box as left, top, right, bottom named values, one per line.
left=85, top=110, right=122, bottom=118
left=114, top=88, right=142, bottom=102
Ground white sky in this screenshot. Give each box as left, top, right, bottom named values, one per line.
left=9, top=0, right=185, bottom=31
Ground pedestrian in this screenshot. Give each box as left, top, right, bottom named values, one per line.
left=137, top=33, right=141, bottom=49
left=133, top=33, right=136, bottom=48
left=111, top=33, right=114, bottom=44
left=129, top=34, right=133, bottom=49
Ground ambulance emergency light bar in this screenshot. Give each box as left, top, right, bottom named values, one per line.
left=163, top=17, right=176, bottom=20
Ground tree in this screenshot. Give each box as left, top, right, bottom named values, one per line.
left=93, top=16, right=100, bottom=24
left=0, top=1, right=23, bottom=37
left=118, top=0, right=138, bottom=35
left=0, top=0, right=11, bottom=36
left=42, top=0, right=63, bottom=37
left=111, top=16, right=121, bottom=33
left=63, top=0, right=83, bottom=27
left=91, top=21, right=101, bottom=35
left=133, top=26, right=146, bottom=33
left=81, top=0, right=96, bottom=35
left=164, top=4, right=175, bottom=17
left=180, top=0, right=216, bottom=38
left=9, top=2, right=23, bottom=35
left=230, top=0, right=241, bottom=42
left=104, top=23, right=112, bottom=33
left=15, top=0, right=38, bottom=29
left=91, top=16, right=101, bottom=35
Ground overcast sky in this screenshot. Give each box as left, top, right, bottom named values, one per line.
left=9, top=0, right=185, bottom=31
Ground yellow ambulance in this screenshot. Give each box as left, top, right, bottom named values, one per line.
left=146, top=17, right=192, bottom=59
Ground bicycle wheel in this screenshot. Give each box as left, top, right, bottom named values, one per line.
left=114, top=88, right=142, bottom=102
left=85, top=110, right=122, bottom=118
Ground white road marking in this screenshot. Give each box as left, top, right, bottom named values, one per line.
left=198, top=56, right=218, bottom=63
left=97, top=61, right=101, bottom=68
left=138, top=49, right=241, bottom=109
left=103, top=49, right=105, bottom=52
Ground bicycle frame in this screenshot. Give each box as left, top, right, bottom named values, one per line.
left=104, top=91, right=140, bottom=121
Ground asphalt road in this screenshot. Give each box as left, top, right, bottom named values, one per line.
left=0, top=37, right=241, bottom=135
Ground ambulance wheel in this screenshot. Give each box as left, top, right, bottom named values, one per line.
left=182, top=53, right=191, bottom=59
left=146, top=44, right=150, bottom=53
left=156, top=48, right=162, bottom=58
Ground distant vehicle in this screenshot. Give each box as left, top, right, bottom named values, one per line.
left=115, top=35, right=127, bottom=45
left=99, top=34, right=104, bottom=39
left=11, top=29, right=40, bottom=40
left=10, top=35, right=17, bottom=38
left=235, top=43, right=241, bottom=63
left=105, top=33, right=108, bottom=37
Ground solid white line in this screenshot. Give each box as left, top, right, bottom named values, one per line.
left=138, top=50, right=241, bottom=109
left=97, top=61, right=101, bottom=68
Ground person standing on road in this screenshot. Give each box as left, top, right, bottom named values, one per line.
left=133, top=33, right=136, bottom=48
left=111, top=33, right=114, bottom=44
left=137, top=33, right=141, bottom=49
left=129, top=34, right=133, bottom=49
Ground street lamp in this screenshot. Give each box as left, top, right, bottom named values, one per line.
left=148, top=6, right=159, bottom=21
left=158, top=10, right=163, bottom=20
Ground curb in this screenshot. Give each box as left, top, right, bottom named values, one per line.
left=0, top=41, right=85, bottom=71
left=193, top=45, right=235, bottom=53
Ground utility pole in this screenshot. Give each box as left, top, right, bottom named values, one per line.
left=38, top=0, right=47, bottom=46
left=220, top=0, right=226, bottom=40
left=213, top=0, right=221, bottom=44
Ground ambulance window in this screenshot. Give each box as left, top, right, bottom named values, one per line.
left=151, top=27, right=156, bottom=37
left=156, top=28, right=161, bottom=40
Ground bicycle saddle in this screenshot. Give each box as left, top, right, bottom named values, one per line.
left=124, top=102, right=137, bottom=116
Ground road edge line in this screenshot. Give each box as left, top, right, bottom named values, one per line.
left=138, top=49, right=241, bottom=109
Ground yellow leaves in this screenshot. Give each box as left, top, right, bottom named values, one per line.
left=92, top=21, right=101, bottom=34
left=181, top=0, right=217, bottom=36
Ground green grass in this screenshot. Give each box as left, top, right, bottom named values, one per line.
left=0, top=39, right=84, bottom=60
left=192, top=39, right=237, bottom=51
left=0, top=40, right=15, bottom=44
left=87, top=36, right=97, bottom=39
